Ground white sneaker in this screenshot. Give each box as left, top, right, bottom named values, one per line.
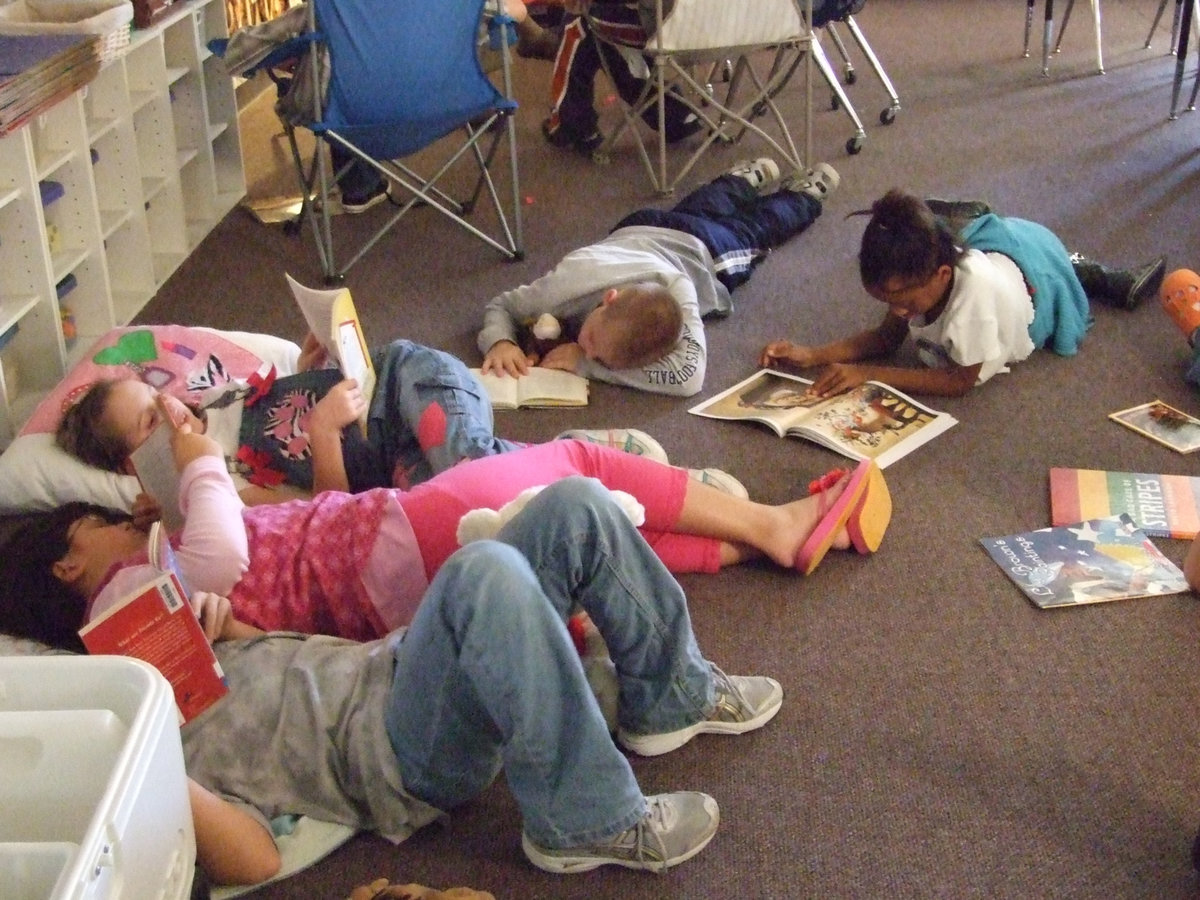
left=784, top=162, right=840, bottom=202
left=618, top=665, right=783, bottom=757
left=686, top=467, right=749, bottom=499
left=726, top=156, right=781, bottom=192
left=556, top=428, right=669, bottom=464
left=522, top=791, right=720, bottom=874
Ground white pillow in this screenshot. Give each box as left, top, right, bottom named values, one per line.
left=0, top=327, right=301, bottom=516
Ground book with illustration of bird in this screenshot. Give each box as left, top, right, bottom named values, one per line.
left=979, top=514, right=1189, bottom=609
left=1109, top=400, right=1200, bottom=454
left=687, top=369, right=957, bottom=469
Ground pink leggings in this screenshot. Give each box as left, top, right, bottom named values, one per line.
left=399, top=440, right=723, bottom=579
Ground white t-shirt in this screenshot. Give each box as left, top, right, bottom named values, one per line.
left=907, top=249, right=1036, bottom=385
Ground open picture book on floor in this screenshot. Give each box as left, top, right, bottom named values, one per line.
left=687, top=369, right=957, bottom=468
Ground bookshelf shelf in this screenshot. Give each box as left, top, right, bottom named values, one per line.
left=0, top=0, right=245, bottom=445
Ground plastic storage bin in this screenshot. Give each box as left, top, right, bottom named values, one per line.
left=0, top=655, right=194, bottom=900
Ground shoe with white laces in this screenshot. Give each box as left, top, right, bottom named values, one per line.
left=618, top=665, right=783, bottom=757
left=726, top=156, right=781, bottom=192
left=782, top=162, right=840, bottom=203
left=521, top=791, right=720, bottom=874
left=556, top=428, right=669, bottom=464
left=686, top=467, right=749, bottom=499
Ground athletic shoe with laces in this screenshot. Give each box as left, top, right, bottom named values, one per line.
left=339, top=182, right=389, bottom=215
left=521, top=791, right=720, bottom=874
left=618, top=664, right=783, bottom=757
left=782, top=162, right=840, bottom=202
left=686, top=467, right=749, bottom=499
left=555, top=428, right=669, bottom=464
left=726, top=156, right=781, bottom=192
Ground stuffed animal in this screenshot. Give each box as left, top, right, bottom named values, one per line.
left=346, top=879, right=495, bottom=900
left=456, top=484, right=645, bottom=546
left=519, top=312, right=567, bottom=362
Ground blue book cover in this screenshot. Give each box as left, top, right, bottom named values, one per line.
left=979, top=514, right=1189, bottom=609
left=0, top=33, right=93, bottom=80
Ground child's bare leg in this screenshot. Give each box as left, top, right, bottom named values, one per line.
left=674, top=479, right=852, bottom=570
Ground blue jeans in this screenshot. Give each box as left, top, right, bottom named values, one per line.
left=383, top=477, right=715, bottom=848
left=345, top=339, right=524, bottom=491
left=613, top=175, right=822, bottom=291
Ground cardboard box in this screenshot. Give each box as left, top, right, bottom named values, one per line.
left=0, top=655, right=195, bottom=899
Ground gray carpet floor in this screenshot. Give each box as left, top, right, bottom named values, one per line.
left=139, top=1, right=1200, bottom=896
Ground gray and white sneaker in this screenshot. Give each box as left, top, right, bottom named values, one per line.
left=618, top=665, right=783, bottom=757
left=783, top=162, right=840, bottom=202
left=726, top=156, right=781, bottom=192
left=686, top=467, right=750, bottom=499
left=556, top=428, right=669, bottom=464
left=522, top=791, right=720, bottom=874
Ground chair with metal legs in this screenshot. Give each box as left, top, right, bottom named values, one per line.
left=1022, top=0, right=1103, bottom=76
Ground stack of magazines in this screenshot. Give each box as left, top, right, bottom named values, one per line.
left=0, top=32, right=100, bottom=135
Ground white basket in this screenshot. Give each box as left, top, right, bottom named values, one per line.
left=0, top=0, right=134, bottom=63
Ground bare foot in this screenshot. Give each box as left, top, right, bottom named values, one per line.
left=763, top=475, right=853, bottom=568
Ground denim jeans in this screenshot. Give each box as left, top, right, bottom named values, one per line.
left=345, top=339, right=525, bottom=491
left=613, top=174, right=822, bottom=292
left=383, top=477, right=715, bottom=848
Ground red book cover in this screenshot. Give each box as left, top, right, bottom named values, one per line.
left=79, top=524, right=227, bottom=723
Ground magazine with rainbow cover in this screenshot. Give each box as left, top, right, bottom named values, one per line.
left=979, top=514, right=1189, bottom=609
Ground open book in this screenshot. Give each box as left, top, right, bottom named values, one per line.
left=128, top=415, right=182, bottom=532
left=1109, top=400, right=1200, bottom=454
left=79, top=521, right=228, bottom=723
left=470, top=367, right=588, bottom=410
left=1049, top=467, right=1200, bottom=540
left=688, top=369, right=957, bottom=469
left=979, top=514, right=1189, bottom=609
left=286, top=272, right=376, bottom=433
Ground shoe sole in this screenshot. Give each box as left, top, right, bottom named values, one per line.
left=340, top=192, right=388, bottom=215
left=846, top=463, right=892, bottom=554
left=1128, top=257, right=1167, bottom=310
left=617, top=679, right=783, bottom=757
left=522, top=817, right=718, bottom=873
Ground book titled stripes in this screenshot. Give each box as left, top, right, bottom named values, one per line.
left=1049, top=467, right=1200, bottom=540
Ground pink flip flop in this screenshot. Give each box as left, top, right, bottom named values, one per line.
left=845, top=461, right=892, bottom=554
left=794, top=459, right=874, bottom=575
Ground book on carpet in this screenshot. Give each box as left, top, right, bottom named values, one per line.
left=1049, top=467, right=1200, bottom=539
left=469, top=367, right=588, bottom=409
left=978, top=514, right=1189, bottom=609
left=1108, top=400, right=1200, bottom=454
left=285, top=272, right=375, bottom=433
left=128, top=412, right=183, bottom=533
left=687, top=369, right=957, bottom=469
left=79, top=521, right=228, bottom=723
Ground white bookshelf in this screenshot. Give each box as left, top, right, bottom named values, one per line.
left=0, top=0, right=244, bottom=444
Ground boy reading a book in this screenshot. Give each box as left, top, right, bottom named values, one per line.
left=2, top=478, right=785, bottom=884
left=759, top=190, right=1166, bottom=398
left=478, top=157, right=837, bottom=397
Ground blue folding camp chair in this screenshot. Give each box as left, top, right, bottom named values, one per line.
left=223, top=0, right=524, bottom=282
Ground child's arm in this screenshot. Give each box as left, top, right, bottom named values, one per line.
left=191, top=591, right=265, bottom=642
left=761, top=312, right=909, bottom=372
left=809, top=359, right=982, bottom=398
left=189, top=778, right=281, bottom=886
left=305, top=378, right=367, bottom=494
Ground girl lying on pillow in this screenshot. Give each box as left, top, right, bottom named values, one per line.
left=0, top=412, right=892, bottom=651
left=56, top=334, right=526, bottom=514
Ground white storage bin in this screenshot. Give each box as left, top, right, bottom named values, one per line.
left=0, top=655, right=194, bottom=900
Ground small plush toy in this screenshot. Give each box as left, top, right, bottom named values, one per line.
left=456, top=484, right=645, bottom=546
left=520, top=312, right=567, bottom=362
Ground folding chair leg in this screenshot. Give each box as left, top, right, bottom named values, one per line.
left=813, top=37, right=865, bottom=155
left=843, top=15, right=901, bottom=124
